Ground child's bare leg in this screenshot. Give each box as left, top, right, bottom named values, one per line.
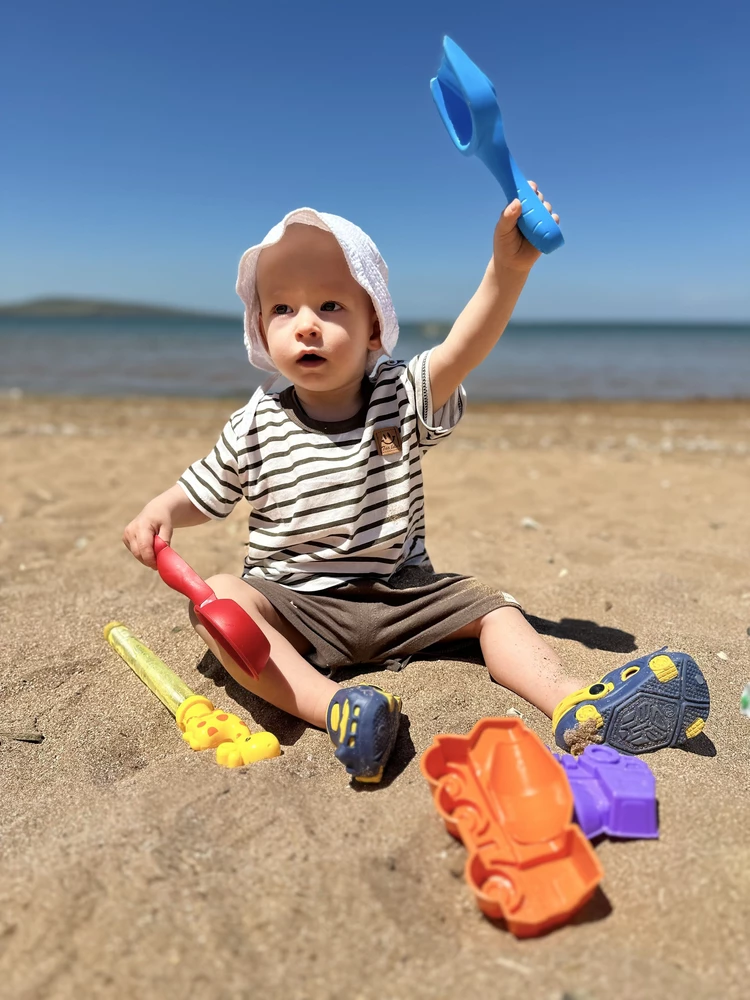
left=189, top=574, right=338, bottom=729
left=478, top=607, right=586, bottom=718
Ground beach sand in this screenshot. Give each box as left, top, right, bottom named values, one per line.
left=1, top=394, right=749, bottom=1000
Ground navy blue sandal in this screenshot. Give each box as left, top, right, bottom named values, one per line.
left=327, top=684, right=402, bottom=783
left=553, top=648, right=710, bottom=754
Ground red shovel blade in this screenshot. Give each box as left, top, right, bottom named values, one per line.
left=194, top=600, right=270, bottom=681
left=153, top=536, right=270, bottom=680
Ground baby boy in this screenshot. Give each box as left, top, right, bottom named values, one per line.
left=123, top=190, right=708, bottom=781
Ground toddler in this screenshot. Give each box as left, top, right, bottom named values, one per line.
left=124, top=191, right=709, bottom=781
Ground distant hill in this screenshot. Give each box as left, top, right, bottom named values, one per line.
left=0, top=296, right=240, bottom=320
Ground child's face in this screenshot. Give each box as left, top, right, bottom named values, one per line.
left=256, top=225, right=381, bottom=390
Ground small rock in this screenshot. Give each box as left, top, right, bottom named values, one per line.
left=521, top=517, right=540, bottom=530
left=547, top=556, right=555, bottom=564
left=171, top=626, right=184, bottom=633
left=746, top=627, right=750, bottom=637
left=717, top=651, right=729, bottom=661
left=604, top=600, right=613, bottom=611
left=558, top=568, right=569, bottom=578
left=495, top=956, right=531, bottom=975
left=505, top=707, right=524, bottom=719
left=74, top=537, right=89, bottom=550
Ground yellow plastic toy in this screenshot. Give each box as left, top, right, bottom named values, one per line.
left=103, top=621, right=281, bottom=769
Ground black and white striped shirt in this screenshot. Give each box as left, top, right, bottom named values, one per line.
left=178, top=349, right=465, bottom=592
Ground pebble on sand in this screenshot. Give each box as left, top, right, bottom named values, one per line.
left=521, top=516, right=540, bottom=530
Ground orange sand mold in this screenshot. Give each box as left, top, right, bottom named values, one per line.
left=420, top=718, right=604, bottom=938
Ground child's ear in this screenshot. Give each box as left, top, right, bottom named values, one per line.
left=369, top=316, right=382, bottom=350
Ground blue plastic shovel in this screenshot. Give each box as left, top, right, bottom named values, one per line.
left=431, top=36, right=564, bottom=254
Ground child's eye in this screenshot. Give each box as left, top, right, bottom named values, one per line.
left=272, top=304, right=291, bottom=315
left=320, top=301, right=341, bottom=312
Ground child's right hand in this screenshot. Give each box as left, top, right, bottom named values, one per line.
left=122, top=504, right=173, bottom=570
left=123, top=484, right=210, bottom=569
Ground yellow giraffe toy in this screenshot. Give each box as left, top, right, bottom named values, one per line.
left=176, top=695, right=281, bottom=767
left=104, top=622, right=280, bottom=769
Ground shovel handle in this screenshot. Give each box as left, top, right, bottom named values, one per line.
left=153, top=536, right=215, bottom=605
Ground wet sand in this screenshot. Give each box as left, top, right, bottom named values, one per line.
left=1, top=394, right=749, bottom=999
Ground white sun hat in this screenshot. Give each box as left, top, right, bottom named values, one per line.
left=236, top=208, right=399, bottom=376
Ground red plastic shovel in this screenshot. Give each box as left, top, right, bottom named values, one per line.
left=153, top=536, right=270, bottom=680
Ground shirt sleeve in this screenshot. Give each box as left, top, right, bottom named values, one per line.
left=406, top=348, right=466, bottom=449
left=177, top=417, right=246, bottom=519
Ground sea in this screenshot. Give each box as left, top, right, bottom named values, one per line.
left=1, top=316, right=749, bottom=400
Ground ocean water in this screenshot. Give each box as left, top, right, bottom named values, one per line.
left=1, top=316, right=748, bottom=400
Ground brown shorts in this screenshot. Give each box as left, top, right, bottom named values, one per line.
left=240, top=564, right=523, bottom=674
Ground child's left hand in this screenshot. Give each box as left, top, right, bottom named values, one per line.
left=492, top=181, right=560, bottom=273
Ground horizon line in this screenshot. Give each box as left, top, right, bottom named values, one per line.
left=0, top=295, right=748, bottom=326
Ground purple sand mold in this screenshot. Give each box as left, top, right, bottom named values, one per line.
left=557, top=745, right=659, bottom=840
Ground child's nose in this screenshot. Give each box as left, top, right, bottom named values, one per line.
left=294, top=306, right=321, bottom=339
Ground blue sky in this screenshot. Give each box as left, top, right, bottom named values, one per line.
left=2, top=0, right=748, bottom=321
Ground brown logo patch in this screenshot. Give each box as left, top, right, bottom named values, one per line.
left=374, top=426, right=402, bottom=456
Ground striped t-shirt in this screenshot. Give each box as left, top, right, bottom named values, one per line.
left=178, top=349, right=466, bottom=592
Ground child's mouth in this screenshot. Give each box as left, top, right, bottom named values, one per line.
left=297, top=354, right=326, bottom=368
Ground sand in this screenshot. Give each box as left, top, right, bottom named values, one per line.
left=1, top=393, right=749, bottom=1000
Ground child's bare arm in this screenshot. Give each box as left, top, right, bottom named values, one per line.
left=429, top=182, right=559, bottom=411
left=123, top=483, right=210, bottom=569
